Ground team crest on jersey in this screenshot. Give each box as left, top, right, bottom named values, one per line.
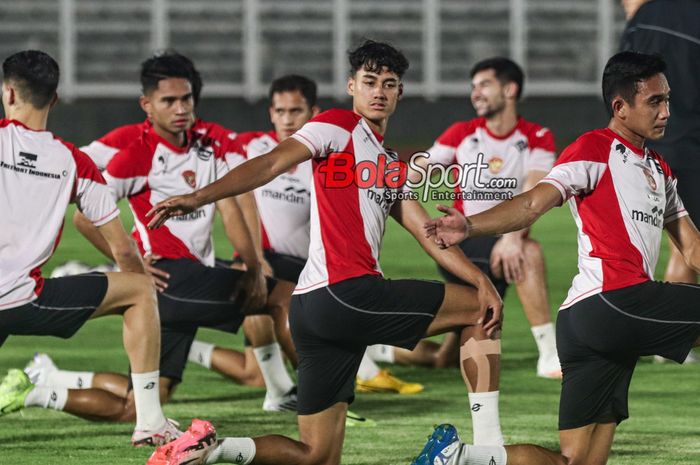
left=487, top=156, right=504, bottom=174
left=641, top=165, right=657, bottom=191
left=182, top=170, right=196, bottom=188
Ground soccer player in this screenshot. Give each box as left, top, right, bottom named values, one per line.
left=145, top=40, right=504, bottom=465
left=0, top=50, right=180, bottom=446
left=414, top=51, right=700, bottom=465
left=21, top=52, right=298, bottom=417
left=190, top=74, right=423, bottom=397
left=621, top=0, right=700, bottom=363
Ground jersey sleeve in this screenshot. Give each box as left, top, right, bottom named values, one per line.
left=538, top=132, right=609, bottom=202
left=80, top=122, right=146, bottom=171
left=655, top=154, right=689, bottom=224
left=80, top=141, right=119, bottom=171
left=425, top=122, right=465, bottom=166
left=290, top=109, right=357, bottom=159
left=103, top=145, right=151, bottom=200
left=71, top=149, right=119, bottom=226
left=527, top=126, right=556, bottom=173
left=223, top=132, right=250, bottom=169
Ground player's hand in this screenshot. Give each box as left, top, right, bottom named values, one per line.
left=233, top=265, right=268, bottom=314
left=424, top=204, right=469, bottom=249
left=143, top=254, right=169, bottom=292
left=490, top=233, right=526, bottom=284
left=476, top=275, right=503, bottom=337
left=146, top=194, right=200, bottom=229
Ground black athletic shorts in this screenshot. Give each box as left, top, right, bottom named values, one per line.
left=289, top=274, right=445, bottom=415
left=217, top=250, right=307, bottom=284
left=0, top=273, right=108, bottom=347
left=154, top=258, right=276, bottom=384
left=557, top=281, right=700, bottom=430
left=437, top=236, right=508, bottom=298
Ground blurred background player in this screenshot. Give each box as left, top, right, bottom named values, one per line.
left=0, top=50, right=181, bottom=447
left=21, top=51, right=298, bottom=417
left=145, top=39, right=504, bottom=465
left=621, top=0, right=699, bottom=363
left=415, top=51, right=700, bottom=465
left=188, top=74, right=423, bottom=399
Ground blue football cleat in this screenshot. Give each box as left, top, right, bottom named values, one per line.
left=410, top=424, right=462, bottom=465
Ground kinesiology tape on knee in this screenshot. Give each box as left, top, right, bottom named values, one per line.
left=460, top=338, right=501, bottom=392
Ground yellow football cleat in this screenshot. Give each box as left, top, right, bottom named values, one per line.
left=356, top=369, right=424, bottom=394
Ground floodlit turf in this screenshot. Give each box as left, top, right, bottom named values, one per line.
left=1, top=203, right=698, bottom=464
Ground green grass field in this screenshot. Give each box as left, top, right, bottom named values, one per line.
left=1, top=203, right=698, bottom=464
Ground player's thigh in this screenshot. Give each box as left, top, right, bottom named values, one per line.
left=559, top=422, right=616, bottom=465
left=92, top=271, right=156, bottom=318
left=425, top=283, right=483, bottom=337
left=297, top=402, right=347, bottom=465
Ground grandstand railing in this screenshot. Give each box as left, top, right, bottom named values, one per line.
left=0, top=0, right=627, bottom=100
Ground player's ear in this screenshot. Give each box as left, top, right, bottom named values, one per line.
left=346, top=76, right=355, bottom=97
left=139, top=95, right=151, bottom=116
left=503, top=82, right=518, bottom=100
left=48, top=92, right=58, bottom=109
left=612, top=96, right=627, bottom=119
left=2, top=82, right=16, bottom=106
left=398, top=82, right=404, bottom=100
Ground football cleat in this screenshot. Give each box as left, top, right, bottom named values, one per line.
left=0, top=369, right=34, bottom=416
left=356, top=369, right=424, bottom=394
left=24, top=352, right=58, bottom=386
left=411, top=424, right=462, bottom=465
left=132, top=418, right=183, bottom=447
left=146, top=419, right=217, bottom=465
left=345, top=409, right=377, bottom=428
left=536, top=355, right=562, bottom=379
left=262, top=386, right=297, bottom=412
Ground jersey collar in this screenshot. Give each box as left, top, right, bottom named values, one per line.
left=480, top=116, right=522, bottom=140
left=604, top=128, right=645, bottom=157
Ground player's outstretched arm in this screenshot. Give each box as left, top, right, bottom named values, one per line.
left=96, top=217, right=146, bottom=274
left=666, top=216, right=700, bottom=272
left=391, top=198, right=503, bottom=335
left=216, top=197, right=267, bottom=312
left=73, top=209, right=114, bottom=259
left=146, top=138, right=312, bottom=228
left=424, top=183, right=562, bottom=248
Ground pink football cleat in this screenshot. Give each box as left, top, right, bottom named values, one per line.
left=146, top=419, right=217, bottom=465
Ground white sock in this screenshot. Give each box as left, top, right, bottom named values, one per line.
left=531, top=322, right=557, bottom=359
left=366, top=344, right=395, bottom=363
left=458, top=444, right=508, bottom=465
left=357, top=352, right=381, bottom=381
left=468, top=391, right=504, bottom=446
left=188, top=340, right=215, bottom=369
left=253, top=343, right=294, bottom=398
left=46, top=370, right=94, bottom=389
left=205, top=437, right=256, bottom=465
left=131, top=370, right=166, bottom=431
left=24, top=385, right=68, bottom=411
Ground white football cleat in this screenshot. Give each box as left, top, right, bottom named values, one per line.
left=262, top=386, right=297, bottom=413
left=23, top=353, right=58, bottom=386
left=132, top=418, right=182, bottom=447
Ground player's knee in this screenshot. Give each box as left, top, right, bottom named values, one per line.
left=523, top=239, right=543, bottom=260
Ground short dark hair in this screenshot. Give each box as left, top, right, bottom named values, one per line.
left=140, top=51, right=202, bottom=104
left=268, top=74, right=317, bottom=107
left=2, top=50, right=59, bottom=109
left=470, top=57, right=524, bottom=99
left=602, top=51, right=666, bottom=117
left=348, top=39, right=409, bottom=79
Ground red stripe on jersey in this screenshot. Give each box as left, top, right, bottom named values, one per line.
left=33, top=221, right=65, bottom=296
left=129, top=193, right=198, bottom=262
left=574, top=166, right=649, bottom=292
left=435, top=120, right=480, bottom=148
left=313, top=143, right=380, bottom=285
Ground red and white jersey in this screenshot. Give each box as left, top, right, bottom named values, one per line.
left=104, top=122, right=236, bottom=266
left=81, top=120, right=150, bottom=171
left=0, top=120, right=119, bottom=310
left=540, top=128, right=687, bottom=309
left=291, top=109, right=398, bottom=293
left=427, top=117, right=556, bottom=215
left=228, top=130, right=312, bottom=259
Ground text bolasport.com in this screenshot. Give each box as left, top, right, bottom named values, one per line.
left=317, top=151, right=518, bottom=203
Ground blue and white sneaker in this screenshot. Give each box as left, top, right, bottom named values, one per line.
left=411, top=424, right=462, bottom=465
